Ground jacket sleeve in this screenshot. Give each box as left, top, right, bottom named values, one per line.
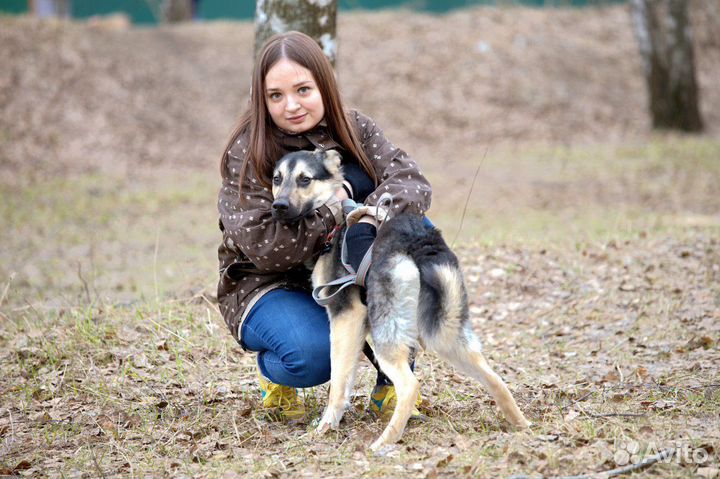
left=352, top=111, right=432, bottom=217
left=218, top=134, right=343, bottom=273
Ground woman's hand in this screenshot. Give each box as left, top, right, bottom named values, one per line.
left=356, top=215, right=378, bottom=227
left=334, top=187, right=349, bottom=201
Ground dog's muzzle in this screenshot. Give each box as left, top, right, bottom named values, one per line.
left=271, top=198, right=301, bottom=223
left=272, top=198, right=289, bottom=213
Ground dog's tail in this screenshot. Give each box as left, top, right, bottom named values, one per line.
left=375, top=214, right=468, bottom=331
left=422, top=263, right=468, bottom=325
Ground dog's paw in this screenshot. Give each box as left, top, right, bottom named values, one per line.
left=370, top=440, right=399, bottom=455
left=512, top=416, right=532, bottom=429
left=315, top=420, right=332, bottom=436
left=314, top=411, right=341, bottom=435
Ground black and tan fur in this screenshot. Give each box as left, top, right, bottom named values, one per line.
left=271, top=150, right=530, bottom=451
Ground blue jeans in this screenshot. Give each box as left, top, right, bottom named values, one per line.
left=240, top=289, right=331, bottom=388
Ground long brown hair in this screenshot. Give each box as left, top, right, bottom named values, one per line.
left=220, top=31, right=377, bottom=195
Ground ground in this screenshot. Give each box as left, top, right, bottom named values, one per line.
left=0, top=3, right=719, bottom=478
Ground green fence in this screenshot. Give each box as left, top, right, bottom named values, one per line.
left=1, top=0, right=624, bottom=23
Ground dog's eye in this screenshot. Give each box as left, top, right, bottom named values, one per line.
left=298, top=177, right=312, bottom=187
left=273, top=175, right=281, bottom=186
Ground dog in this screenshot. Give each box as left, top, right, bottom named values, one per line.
left=271, top=149, right=530, bottom=451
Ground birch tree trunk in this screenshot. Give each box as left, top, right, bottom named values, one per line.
left=254, top=0, right=338, bottom=66
left=53, top=0, right=70, bottom=17
left=629, top=0, right=703, bottom=132
left=30, top=0, right=71, bottom=18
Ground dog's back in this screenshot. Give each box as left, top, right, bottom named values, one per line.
left=368, top=214, right=471, bottom=353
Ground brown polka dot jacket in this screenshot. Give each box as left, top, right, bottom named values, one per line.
left=217, top=110, right=432, bottom=344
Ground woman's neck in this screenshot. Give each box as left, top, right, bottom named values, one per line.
left=277, top=126, right=301, bottom=136
left=275, top=119, right=327, bottom=136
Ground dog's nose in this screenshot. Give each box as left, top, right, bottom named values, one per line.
left=272, top=199, right=289, bottom=212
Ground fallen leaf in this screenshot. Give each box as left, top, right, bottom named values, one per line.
left=132, top=354, right=150, bottom=369
left=436, top=453, right=454, bottom=468
left=30, top=411, right=52, bottom=424
left=650, top=400, right=676, bottom=410
left=539, top=375, right=559, bottom=388
left=97, top=415, right=116, bottom=435
left=373, top=444, right=401, bottom=457
left=507, top=451, right=526, bottom=464
left=489, top=268, right=506, bottom=278
left=124, top=413, right=142, bottom=428
left=686, top=336, right=714, bottom=350
left=14, top=460, right=32, bottom=472
left=601, top=371, right=620, bottom=383
left=452, top=434, right=470, bottom=449
left=564, top=410, right=580, bottom=422
left=697, top=467, right=720, bottom=479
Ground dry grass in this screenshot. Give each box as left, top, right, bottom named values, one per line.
left=1, top=138, right=718, bottom=478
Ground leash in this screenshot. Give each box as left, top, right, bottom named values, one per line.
left=311, top=194, right=393, bottom=306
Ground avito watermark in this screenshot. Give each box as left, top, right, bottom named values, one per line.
left=614, top=439, right=709, bottom=466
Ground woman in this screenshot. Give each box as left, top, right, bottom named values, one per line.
left=217, top=31, right=432, bottom=419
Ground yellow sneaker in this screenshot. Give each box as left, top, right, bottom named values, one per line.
left=258, top=372, right=305, bottom=421
left=369, top=384, right=424, bottom=420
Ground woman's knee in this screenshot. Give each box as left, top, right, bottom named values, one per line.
left=261, top=343, right=330, bottom=388
left=242, top=289, right=332, bottom=387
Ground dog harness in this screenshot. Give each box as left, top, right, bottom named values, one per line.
left=311, top=193, right=393, bottom=306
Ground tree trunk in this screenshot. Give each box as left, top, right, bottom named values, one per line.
left=54, top=0, right=70, bottom=17
left=30, top=0, right=71, bottom=18
left=162, top=0, right=193, bottom=23
left=254, top=0, right=338, bottom=67
left=629, top=0, right=703, bottom=132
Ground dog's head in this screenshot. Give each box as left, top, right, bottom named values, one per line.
left=271, top=149, right=343, bottom=224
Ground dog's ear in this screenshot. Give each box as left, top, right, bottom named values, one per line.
left=322, top=149, right=342, bottom=177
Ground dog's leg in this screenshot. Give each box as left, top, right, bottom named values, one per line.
left=363, top=253, right=422, bottom=451
left=369, top=345, right=419, bottom=452
left=435, top=333, right=530, bottom=428
left=315, top=294, right=367, bottom=435
left=422, top=263, right=529, bottom=428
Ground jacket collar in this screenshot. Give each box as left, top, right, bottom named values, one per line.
left=272, top=120, right=340, bottom=151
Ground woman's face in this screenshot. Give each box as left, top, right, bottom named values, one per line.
left=264, top=58, right=325, bottom=134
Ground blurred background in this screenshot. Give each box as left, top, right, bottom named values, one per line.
left=2, top=0, right=626, bottom=23
left=1, top=0, right=718, bottom=308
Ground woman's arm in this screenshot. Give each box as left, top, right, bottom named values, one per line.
left=218, top=138, right=343, bottom=273
left=341, top=111, right=432, bottom=273
left=352, top=111, right=432, bottom=217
